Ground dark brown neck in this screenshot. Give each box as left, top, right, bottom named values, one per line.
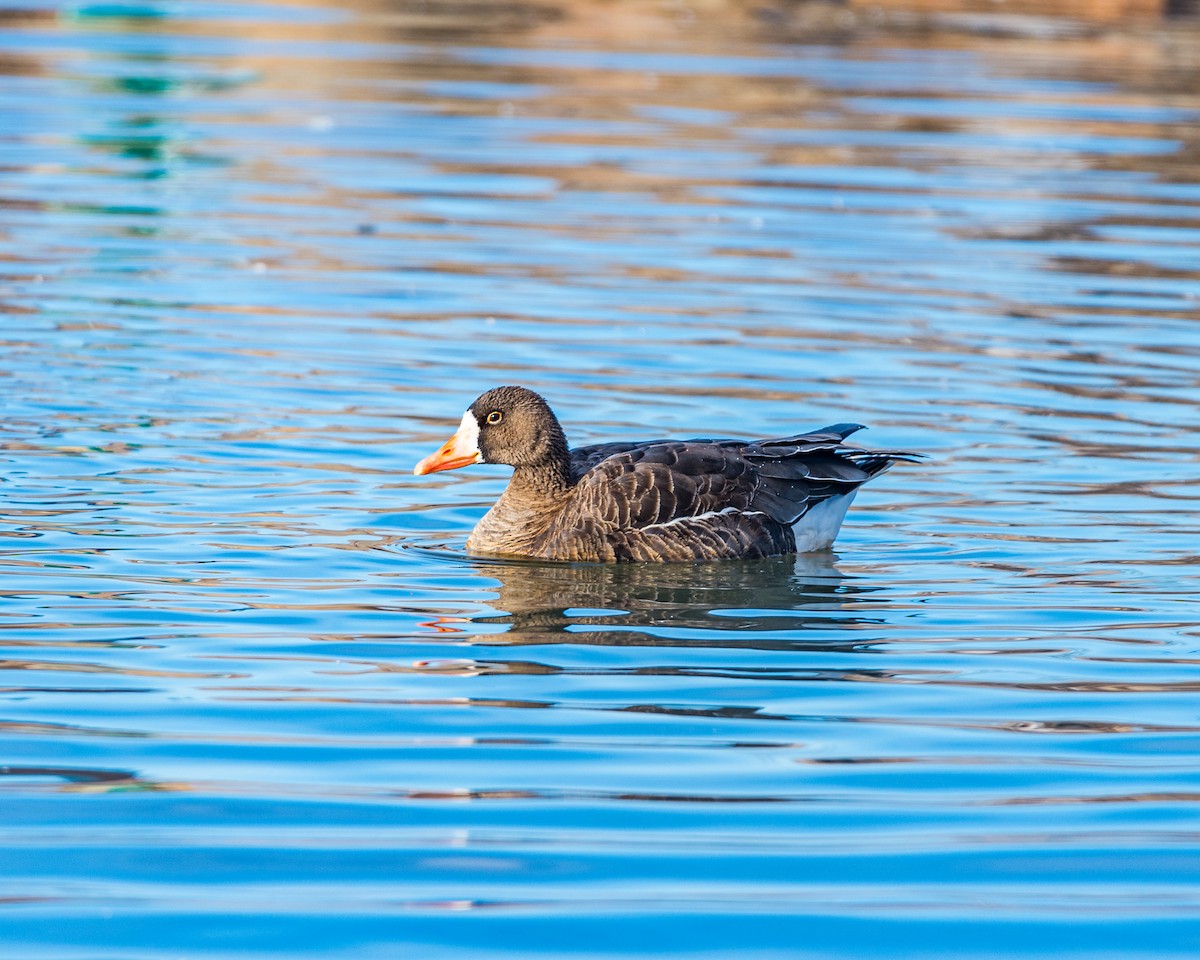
left=468, top=449, right=574, bottom=557
left=512, top=447, right=574, bottom=497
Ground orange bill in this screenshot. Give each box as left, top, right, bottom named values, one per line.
left=413, top=412, right=481, bottom=475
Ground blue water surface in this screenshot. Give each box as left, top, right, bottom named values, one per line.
left=1, top=0, right=1200, bottom=956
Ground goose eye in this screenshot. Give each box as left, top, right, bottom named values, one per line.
left=486, top=411, right=503, bottom=425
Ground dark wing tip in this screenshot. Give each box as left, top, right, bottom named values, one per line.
left=756, top=423, right=866, bottom=448
left=817, top=423, right=867, bottom=440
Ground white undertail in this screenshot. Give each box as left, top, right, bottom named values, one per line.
left=791, top=492, right=856, bottom=552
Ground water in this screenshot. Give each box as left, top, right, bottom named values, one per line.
left=2, top=1, right=1200, bottom=956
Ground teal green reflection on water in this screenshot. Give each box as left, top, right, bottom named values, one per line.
left=1, top=0, right=1200, bottom=957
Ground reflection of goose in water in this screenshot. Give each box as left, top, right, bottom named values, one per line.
left=463, top=553, right=888, bottom=651
left=414, top=386, right=920, bottom=562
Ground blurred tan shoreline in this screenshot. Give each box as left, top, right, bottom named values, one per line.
left=848, top=0, right=1195, bottom=21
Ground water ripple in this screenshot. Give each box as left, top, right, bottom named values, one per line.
left=1, top=0, right=1200, bottom=956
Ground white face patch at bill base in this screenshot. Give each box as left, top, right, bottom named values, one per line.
left=412, top=410, right=484, bottom=475
left=458, top=410, right=481, bottom=461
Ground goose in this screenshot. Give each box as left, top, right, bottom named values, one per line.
left=414, top=386, right=918, bottom=562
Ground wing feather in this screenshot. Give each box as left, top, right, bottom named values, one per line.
left=535, top=424, right=919, bottom=561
